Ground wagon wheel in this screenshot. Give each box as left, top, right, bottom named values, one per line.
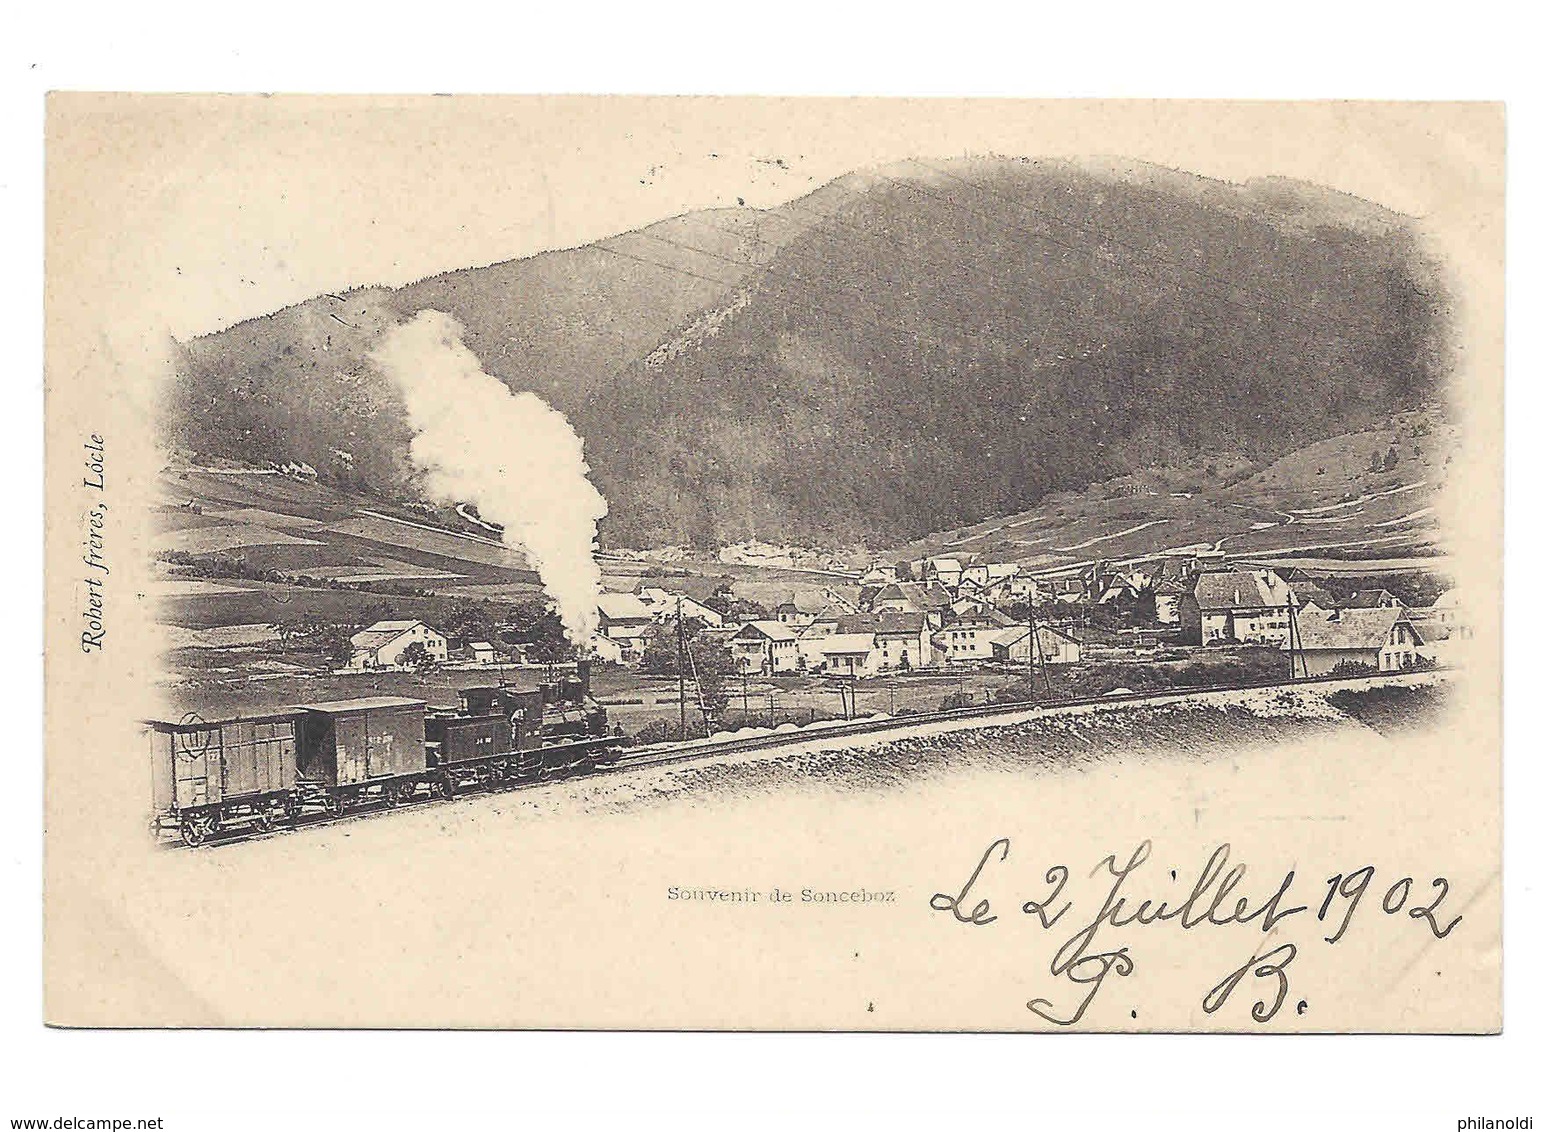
left=180, top=815, right=213, bottom=848
left=322, top=793, right=345, bottom=818
left=388, top=781, right=416, bottom=807
left=252, top=810, right=275, bottom=834
left=283, top=795, right=302, bottom=822
left=437, top=777, right=456, bottom=801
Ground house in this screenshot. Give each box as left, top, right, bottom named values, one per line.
left=868, top=581, right=951, bottom=625
left=934, top=607, right=1016, bottom=665
left=730, top=620, right=800, bottom=675
left=588, top=635, right=626, bottom=665
left=1345, top=588, right=1403, bottom=610
left=1038, top=575, right=1090, bottom=605
left=1290, top=579, right=1338, bottom=612
left=638, top=588, right=727, bottom=628
left=959, top=562, right=1019, bottom=589
left=468, top=641, right=499, bottom=665
left=771, top=587, right=860, bottom=628
left=1410, top=617, right=1470, bottom=667
left=1427, top=588, right=1464, bottom=625
left=860, top=564, right=899, bottom=586
left=596, top=592, right=657, bottom=663
left=923, top=557, right=965, bottom=589
left=347, top=620, right=448, bottom=670
left=805, top=633, right=880, bottom=678
left=836, top=612, right=933, bottom=671
left=1184, top=568, right=1297, bottom=646
left=1289, top=607, right=1425, bottom=675
left=992, top=623, right=1082, bottom=665
left=1153, top=577, right=1189, bottom=625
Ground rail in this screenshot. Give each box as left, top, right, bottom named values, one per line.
left=602, top=667, right=1447, bottom=776
left=163, top=667, right=1445, bottom=849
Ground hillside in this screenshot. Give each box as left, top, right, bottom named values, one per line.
left=891, top=406, right=1455, bottom=576
left=164, top=157, right=1453, bottom=551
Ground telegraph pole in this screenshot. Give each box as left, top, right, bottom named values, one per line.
left=676, top=596, right=687, bottom=740
left=1287, top=598, right=1303, bottom=679
left=1025, top=594, right=1040, bottom=703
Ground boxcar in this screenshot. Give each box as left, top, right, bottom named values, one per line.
left=149, top=713, right=299, bottom=845
left=295, top=697, right=427, bottom=808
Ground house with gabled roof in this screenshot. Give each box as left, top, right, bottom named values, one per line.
left=729, top=620, right=799, bottom=675
left=992, top=623, right=1082, bottom=665
left=804, top=632, right=880, bottom=678
left=1290, top=607, right=1424, bottom=674
left=923, top=556, right=965, bottom=589
left=1184, top=568, right=1297, bottom=646
left=934, top=606, right=1017, bottom=665
left=347, top=620, right=448, bottom=670
left=836, top=612, right=933, bottom=671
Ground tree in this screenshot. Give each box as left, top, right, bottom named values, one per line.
left=315, top=624, right=356, bottom=668
left=399, top=641, right=436, bottom=672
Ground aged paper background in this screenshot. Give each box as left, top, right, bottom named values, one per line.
left=43, top=96, right=1503, bottom=1030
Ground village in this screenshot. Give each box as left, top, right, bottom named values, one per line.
left=329, top=550, right=1468, bottom=739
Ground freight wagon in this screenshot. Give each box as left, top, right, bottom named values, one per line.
left=294, top=697, right=428, bottom=812
left=149, top=667, right=622, bottom=846
left=150, top=713, right=300, bottom=845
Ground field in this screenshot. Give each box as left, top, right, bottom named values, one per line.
left=891, top=407, right=1453, bottom=575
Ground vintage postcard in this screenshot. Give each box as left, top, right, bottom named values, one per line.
left=43, top=95, right=1502, bottom=1030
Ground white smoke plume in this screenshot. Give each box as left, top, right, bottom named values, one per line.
left=370, top=310, right=608, bottom=644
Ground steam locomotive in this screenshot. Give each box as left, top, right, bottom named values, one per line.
left=149, top=662, right=617, bottom=846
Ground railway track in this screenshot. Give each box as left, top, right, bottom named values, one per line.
left=163, top=668, right=1445, bottom=850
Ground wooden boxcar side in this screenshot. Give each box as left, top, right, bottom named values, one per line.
left=296, top=698, right=427, bottom=786
left=148, top=715, right=299, bottom=815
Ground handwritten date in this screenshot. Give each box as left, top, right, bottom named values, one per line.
left=930, top=838, right=1464, bottom=1027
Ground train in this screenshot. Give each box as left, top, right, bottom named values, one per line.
left=149, top=661, right=619, bottom=846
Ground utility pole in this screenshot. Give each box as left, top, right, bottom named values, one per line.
left=1025, top=595, right=1040, bottom=703
left=767, top=687, right=776, bottom=728
left=676, top=596, right=687, bottom=740
left=1287, top=598, right=1303, bottom=679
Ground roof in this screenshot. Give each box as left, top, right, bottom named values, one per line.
left=350, top=620, right=433, bottom=650
left=1193, top=569, right=1293, bottom=611
left=1433, top=588, right=1463, bottom=608
left=945, top=606, right=1015, bottom=629
left=927, top=557, right=963, bottom=572
left=469, top=641, right=495, bottom=650
left=1411, top=618, right=1454, bottom=642
left=1345, top=589, right=1402, bottom=609
left=837, top=612, right=930, bottom=636
left=1293, top=607, right=1415, bottom=651
left=896, top=582, right=952, bottom=609
left=813, top=633, right=877, bottom=656
left=1291, top=580, right=1337, bottom=608
left=735, top=620, right=798, bottom=642
left=296, top=696, right=427, bottom=714
left=596, top=593, right=655, bottom=622
left=994, top=623, right=1076, bottom=649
